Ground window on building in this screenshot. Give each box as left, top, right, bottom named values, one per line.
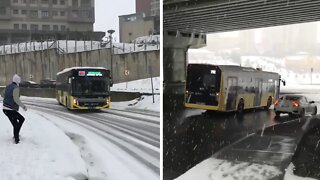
left=21, top=24, right=27, bottom=30
left=13, top=0, right=18, bottom=3
left=0, top=7, right=6, bottom=15
left=21, top=10, right=27, bottom=15
left=72, top=0, right=78, bottom=6
left=42, top=25, right=50, bottom=31
left=41, top=0, right=48, bottom=3
left=30, top=24, right=38, bottom=30
left=53, top=25, right=59, bottom=31
left=72, top=10, right=78, bottom=18
left=13, top=9, right=19, bottom=14
left=52, top=11, right=58, bottom=16
left=60, top=0, right=65, bottom=5
left=13, top=24, right=19, bottom=30
left=80, top=10, right=90, bottom=18
left=81, top=0, right=90, bottom=7
left=60, top=11, right=65, bottom=16
left=53, top=0, right=57, bottom=4
left=30, top=10, right=38, bottom=18
left=21, top=0, right=27, bottom=3
left=61, top=25, right=66, bottom=31
left=41, top=11, right=49, bottom=17
left=30, top=0, right=37, bottom=4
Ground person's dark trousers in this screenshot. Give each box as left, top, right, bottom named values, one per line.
left=3, top=110, right=25, bottom=143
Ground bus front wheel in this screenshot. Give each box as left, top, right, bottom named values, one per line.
left=66, top=97, right=70, bottom=110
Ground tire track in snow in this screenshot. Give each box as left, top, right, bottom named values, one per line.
left=26, top=103, right=160, bottom=176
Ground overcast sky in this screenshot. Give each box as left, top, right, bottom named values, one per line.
left=94, top=0, right=135, bottom=41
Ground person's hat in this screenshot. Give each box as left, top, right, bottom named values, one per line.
left=12, top=74, right=21, bottom=85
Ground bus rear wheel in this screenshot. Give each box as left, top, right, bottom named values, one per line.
left=265, top=97, right=272, bottom=110
left=237, top=100, right=244, bottom=115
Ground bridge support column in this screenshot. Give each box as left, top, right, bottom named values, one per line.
left=163, top=31, right=206, bottom=110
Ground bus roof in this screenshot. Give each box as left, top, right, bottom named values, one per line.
left=188, top=64, right=278, bottom=75
left=56, top=66, right=108, bottom=75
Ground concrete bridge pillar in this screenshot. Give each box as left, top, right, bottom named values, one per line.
left=163, top=31, right=206, bottom=109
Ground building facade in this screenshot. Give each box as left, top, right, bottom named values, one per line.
left=119, top=0, right=160, bottom=43
left=0, top=0, right=104, bottom=44
left=150, top=0, right=159, bottom=16
left=135, top=0, right=151, bottom=17
left=119, top=13, right=159, bottom=43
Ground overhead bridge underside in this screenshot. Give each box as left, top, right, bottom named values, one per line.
left=164, top=0, right=320, bottom=34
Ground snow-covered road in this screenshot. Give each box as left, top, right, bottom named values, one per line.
left=0, top=97, right=160, bottom=180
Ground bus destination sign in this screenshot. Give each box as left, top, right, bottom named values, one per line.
left=78, top=71, right=103, bottom=77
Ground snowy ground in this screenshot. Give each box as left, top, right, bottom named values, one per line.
left=175, top=157, right=316, bottom=180
left=112, top=95, right=160, bottom=112
left=0, top=108, right=87, bottom=180
left=0, top=75, right=160, bottom=180
left=176, top=157, right=282, bottom=180
left=0, top=95, right=159, bottom=180
left=111, top=77, right=160, bottom=94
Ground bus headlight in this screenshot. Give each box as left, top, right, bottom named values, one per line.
left=73, top=98, right=78, bottom=105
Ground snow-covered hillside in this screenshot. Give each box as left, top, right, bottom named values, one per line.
left=111, top=77, right=160, bottom=94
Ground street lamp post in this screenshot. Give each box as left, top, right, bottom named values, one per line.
left=107, top=29, right=115, bottom=76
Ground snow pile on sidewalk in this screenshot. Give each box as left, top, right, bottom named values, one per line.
left=111, top=77, right=160, bottom=94
left=175, top=157, right=282, bottom=180
left=112, top=95, right=160, bottom=112
left=284, top=163, right=317, bottom=180
left=0, top=108, right=87, bottom=180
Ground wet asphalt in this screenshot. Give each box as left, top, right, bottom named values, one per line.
left=163, top=93, right=320, bottom=180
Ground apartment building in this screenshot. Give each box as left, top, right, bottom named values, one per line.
left=150, top=0, right=159, bottom=17
left=136, top=0, right=151, bottom=17
left=119, top=0, right=160, bottom=43
left=0, top=0, right=104, bottom=44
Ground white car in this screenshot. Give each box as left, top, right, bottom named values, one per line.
left=274, top=95, right=317, bottom=117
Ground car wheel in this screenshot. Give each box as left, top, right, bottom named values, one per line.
left=312, top=106, right=317, bottom=115
left=300, top=109, right=305, bottom=118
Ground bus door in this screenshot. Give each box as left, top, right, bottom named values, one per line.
left=226, top=77, right=238, bottom=111
left=254, top=78, right=263, bottom=106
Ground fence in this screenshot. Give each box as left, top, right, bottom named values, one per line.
left=0, top=36, right=160, bottom=55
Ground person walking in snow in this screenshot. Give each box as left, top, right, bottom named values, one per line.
left=1, top=74, right=27, bottom=144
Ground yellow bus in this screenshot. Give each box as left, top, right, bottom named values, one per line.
left=56, top=67, right=112, bottom=110
left=185, top=64, right=283, bottom=113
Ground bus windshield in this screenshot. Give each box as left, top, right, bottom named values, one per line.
left=72, top=78, right=109, bottom=95
left=187, top=65, right=219, bottom=92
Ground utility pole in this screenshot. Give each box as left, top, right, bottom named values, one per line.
left=149, top=65, right=155, bottom=103
left=311, top=67, right=313, bottom=85
left=107, top=29, right=115, bottom=76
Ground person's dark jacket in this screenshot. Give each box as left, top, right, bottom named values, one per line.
left=2, top=83, right=26, bottom=111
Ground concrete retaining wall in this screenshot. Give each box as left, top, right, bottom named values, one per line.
left=0, top=48, right=160, bottom=85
